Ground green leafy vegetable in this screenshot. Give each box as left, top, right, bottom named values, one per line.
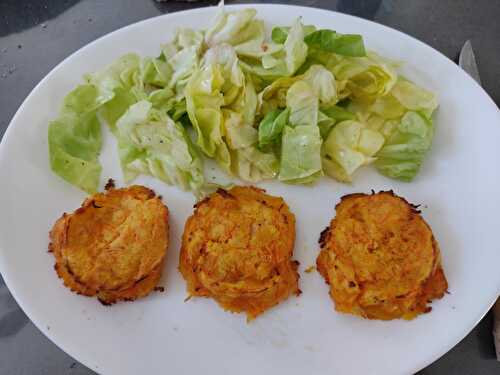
left=271, top=27, right=289, bottom=44
left=257, top=76, right=299, bottom=115
left=391, top=78, right=438, bottom=117
left=284, top=18, right=308, bottom=75
left=174, top=28, right=204, bottom=51
left=223, top=110, right=258, bottom=149
left=322, top=120, right=384, bottom=182
left=286, top=81, right=319, bottom=127
left=322, top=105, right=356, bottom=122
left=330, top=52, right=398, bottom=102
left=304, top=29, right=366, bottom=57
left=230, top=146, right=279, bottom=182
left=317, top=106, right=357, bottom=139
left=301, top=65, right=337, bottom=105
left=258, top=108, right=289, bottom=147
left=48, top=85, right=103, bottom=193
left=48, top=5, right=440, bottom=195
left=205, top=7, right=257, bottom=47
left=234, top=20, right=282, bottom=58
left=185, top=49, right=278, bottom=183
left=116, top=100, right=207, bottom=195
left=317, top=110, right=336, bottom=139
left=375, top=111, right=434, bottom=181
left=185, top=65, right=229, bottom=164
left=271, top=25, right=316, bottom=44
left=279, top=125, right=323, bottom=183
left=85, top=54, right=141, bottom=105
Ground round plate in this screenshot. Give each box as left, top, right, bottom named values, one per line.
left=0, top=4, right=499, bottom=375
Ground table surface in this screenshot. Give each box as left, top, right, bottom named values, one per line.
left=0, top=0, right=499, bottom=374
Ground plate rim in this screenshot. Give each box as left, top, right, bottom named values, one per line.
left=0, top=4, right=499, bottom=375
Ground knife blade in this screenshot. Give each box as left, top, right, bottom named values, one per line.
left=459, top=40, right=482, bottom=85
left=463, top=38, right=500, bottom=362
left=458, top=40, right=500, bottom=362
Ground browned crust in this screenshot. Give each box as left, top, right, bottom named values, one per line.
left=336, top=190, right=422, bottom=214
left=179, top=185, right=299, bottom=320
left=48, top=185, right=168, bottom=305
left=96, top=264, right=164, bottom=305
left=316, top=190, right=448, bottom=320
left=104, top=178, right=116, bottom=191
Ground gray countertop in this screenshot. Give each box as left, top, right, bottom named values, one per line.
left=0, top=1, right=499, bottom=374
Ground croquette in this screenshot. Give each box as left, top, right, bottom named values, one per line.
left=179, top=186, right=300, bottom=320
left=49, top=183, right=169, bottom=305
left=316, top=191, right=448, bottom=320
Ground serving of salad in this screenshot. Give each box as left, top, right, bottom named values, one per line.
left=48, top=4, right=438, bottom=197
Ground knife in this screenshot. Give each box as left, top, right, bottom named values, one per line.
left=459, top=40, right=482, bottom=85
left=460, top=40, right=500, bottom=361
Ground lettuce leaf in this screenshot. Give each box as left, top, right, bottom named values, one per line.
left=286, top=81, right=319, bottom=127
left=258, top=108, right=289, bottom=148
left=322, top=105, right=356, bottom=122
left=48, top=4, right=441, bottom=194
left=284, top=18, right=308, bottom=75
left=238, top=17, right=307, bottom=81
left=271, top=27, right=290, bottom=45
left=116, top=100, right=206, bottom=195
left=317, top=105, right=356, bottom=139
left=375, top=111, right=434, bottom=181
left=257, top=76, right=299, bottom=115
left=205, top=7, right=257, bottom=47
left=271, top=25, right=316, bottom=44
left=48, top=85, right=103, bottom=193
left=279, top=125, right=322, bottom=183
left=239, top=79, right=258, bottom=125
left=322, top=120, right=384, bottom=182
left=239, top=59, right=289, bottom=83
left=204, top=7, right=281, bottom=59
left=168, top=46, right=200, bottom=90
left=222, top=109, right=278, bottom=182
left=304, top=30, right=366, bottom=57
left=391, top=78, right=438, bottom=118
left=85, top=53, right=141, bottom=105
left=234, top=20, right=282, bottom=58
left=230, top=146, right=279, bottom=182
left=185, top=65, right=227, bottom=159
left=49, top=54, right=148, bottom=193
left=223, top=110, right=258, bottom=149
left=330, top=52, right=398, bottom=102
left=185, top=56, right=268, bottom=180
left=302, top=65, right=337, bottom=105
left=317, top=110, right=336, bottom=139
left=174, top=28, right=204, bottom=51
left=140, top=57, right=172, bottom=88
left=203, top=44, right=245, bottom=89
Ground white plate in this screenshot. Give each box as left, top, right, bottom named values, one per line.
left=1, top=4, right=499, bottom=375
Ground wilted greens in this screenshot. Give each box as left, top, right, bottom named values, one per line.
left=48, top=3, right=439, bottom=196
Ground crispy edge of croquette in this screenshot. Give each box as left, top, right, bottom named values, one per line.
left=316, top=190, right=448, bottom=320
left=179, top=186, right=300, bottom=320
left=48, top=181, right=168, bottom=305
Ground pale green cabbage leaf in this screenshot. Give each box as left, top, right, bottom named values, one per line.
left=322, top=120, right=385, bottom=182
left=116, top=100, right=207, bottom=195
left=375, top=111, right=435, bottom=181
left=279, top=125, right=323, bottom=184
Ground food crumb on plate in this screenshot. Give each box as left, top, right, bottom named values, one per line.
left=304, top=265, right=316, bottom=273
